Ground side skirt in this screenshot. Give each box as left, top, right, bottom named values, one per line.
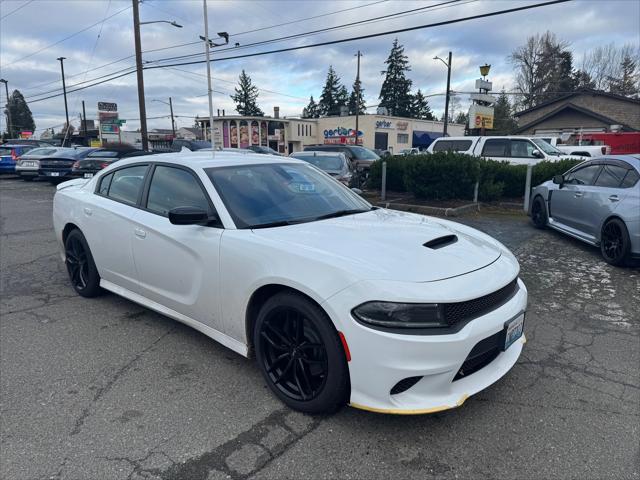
left=547, top=218, right=598, bottom=246
left=100, top=279, right=249, bottom=357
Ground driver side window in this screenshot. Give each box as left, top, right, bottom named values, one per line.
left=146, top=166, right=212, bottom=217
left=564, top=165, right=601, bottom=186
left=509, top=140, right=537, bottom=158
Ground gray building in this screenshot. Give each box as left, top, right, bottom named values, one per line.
left=514, top=89, right=640, bottom=136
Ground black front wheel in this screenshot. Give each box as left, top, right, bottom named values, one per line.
left=254, top=292, right=349, bottom=414
left=600, top=218, right=631, bottom=267
left=531, top=196, right=547, bottom=229
left=65, top=229, right=102, bottom=297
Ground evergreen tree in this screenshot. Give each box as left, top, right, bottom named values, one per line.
left=572, top=69, right=596, bottom=89
left=303, top=96, right=319, bottom=118
left=4, top=90, right=35, bottom=137
left=318, top=66, right=346, bottom=117
left=337, top=85, right=349, bottom=115
left=454, top=111, right=469, bottom=126
left=492, top=90, right=518, bottom=135
left=410, top=89, right=434, bottom=120
left=347, top=78, right=366, bottom=115
left=608, top=54, right=639, bottom=97
left=378, top=38, right=413, bottom=117
left=230, top=70, right=264, bottom=116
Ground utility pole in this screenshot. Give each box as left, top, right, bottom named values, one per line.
left=169, top=97, right=176, bottom=138
left=57, top=57, right=70, bottom=146
left=132, top=0, right=149, bottom=151
left=202, top=0, right=215, bottom=157
left=0, top=79, right=12, bottom=138
left=82, top=100, right=87, bottom=144
left=354, top=50, right=362, bottom=146
left=443, top=51, right=452, bottom=137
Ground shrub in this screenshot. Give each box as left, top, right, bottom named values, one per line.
left=404, top=152, right=480, bottom=200
left=531, top=158, right=583, bottom=187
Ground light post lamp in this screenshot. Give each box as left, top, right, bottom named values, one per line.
left=0, top=79, right=12, bottom=138
left=132, top=0, right=182, bottom=151
left=433, top=52, right=452, bottom=136
left=152, top=98, right=176, bottom=138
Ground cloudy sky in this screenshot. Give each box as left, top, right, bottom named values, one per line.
left=0, top=0, right=638, bottom=135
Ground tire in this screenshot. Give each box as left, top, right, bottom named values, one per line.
left=600, top=218, right=631, bottom=267
left=254, top=292, right=349, bottom=414
left=64, top=229, right=102, bottom=297
left=530, top=196, right=548, bottom=229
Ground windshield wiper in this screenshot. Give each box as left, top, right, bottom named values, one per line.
left=250, top=219, right=299, bottom=229
left=312, top=208, right=374, bottom=221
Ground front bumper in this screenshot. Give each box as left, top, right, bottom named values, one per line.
left=323, top=258, right=527, bottom=414
left=16, top=165, right=39, bottom=176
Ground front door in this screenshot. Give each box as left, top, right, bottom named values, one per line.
left=374, top=132, right=388, bottom=150
left=551, top=163, right=601, bottom=230
left=131, top=164, right=223, bottom=327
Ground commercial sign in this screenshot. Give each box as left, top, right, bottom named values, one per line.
left=101, top=123, right=120, bottom=134
left=98, top=102, right=117, bottom=112
left=19, top=131, right=33, bottom=139
left=323, top=127, right=362, bottom=139
left=375, top=120, right=394, bottom=129
left=468, top=104, right=494, bottom=129
left=396, top=121, right=409, bottom=131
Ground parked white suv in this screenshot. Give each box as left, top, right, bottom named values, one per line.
left=427, top=136, right=585, bottom=165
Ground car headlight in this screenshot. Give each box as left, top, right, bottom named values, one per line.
left=352, top=302, right=448, bottom=329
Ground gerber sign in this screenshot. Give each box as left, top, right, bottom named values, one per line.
left=323, top=127, right=362, bottom=139
left=375, top=120, right=394, bottom=129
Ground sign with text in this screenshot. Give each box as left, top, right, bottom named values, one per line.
left=98, top=102, right=117, bottom=112
left=375, top=120, right=394, bottom=129
left=469, top=104, right=494, bottom=129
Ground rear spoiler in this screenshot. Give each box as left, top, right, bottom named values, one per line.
left=56, top=178, right=89, bottom=191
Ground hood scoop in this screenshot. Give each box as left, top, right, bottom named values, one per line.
left=424, top=234, right=458, bottom=250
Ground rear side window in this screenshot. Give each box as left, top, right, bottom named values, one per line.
left=432, top=140, right=472, bottom=152
left=565, top=165, right=601, bottom=186
left=481, top=139, right=508, bottom=157
left=107, top=165, right=148, bottom=205
left=594, top=164, right=628, bottom=188
left=146, top=166, right=211, bottom=216
left=98, top=173, right=113, bottom=195
left=621, top=169, right=639, bottom=188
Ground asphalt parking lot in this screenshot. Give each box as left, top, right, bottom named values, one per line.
left=1, top=177, right=638, bottom=480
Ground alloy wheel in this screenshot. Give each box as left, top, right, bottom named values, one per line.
left=258, top=308, right=328, bottom=402
left=602, top=221, right=623, bottom=261
left=65, top=236, right=89, bottom=291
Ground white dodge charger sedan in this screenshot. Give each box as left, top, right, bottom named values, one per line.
left=53, top=152, right=527, bottom=414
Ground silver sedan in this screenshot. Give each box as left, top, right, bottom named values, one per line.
left=529, top=155, right=640, bottom=266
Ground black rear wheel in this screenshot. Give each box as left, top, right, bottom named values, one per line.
left=254, top=292, right=349, bottom=414
left=65, top=229, right=102, bottom=297
left=531, top=196, right=547, bottom=229
left=600, top=218, right=631, bottom=267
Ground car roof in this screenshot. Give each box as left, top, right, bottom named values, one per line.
left=1, top=144, right=34, bottom=148
left=111, top=151, right=306, bottom=169
left=600, top=155, right=640, bottom=171
left=291, top=151, right=345, bottom=157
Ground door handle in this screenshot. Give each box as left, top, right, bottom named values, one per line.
left=83, top=207, right=92, bottom=216
left=574, top=192, right=583, bottom=198
left=608, top=195, right=619, bottom=202
left=134, top=228, right=146, bottom=239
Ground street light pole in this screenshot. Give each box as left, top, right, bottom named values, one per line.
left=57, top=57, right=70, bottom=146
left=434, top=52, right=452, bottom=137
left=132, top=0, right=149, bottom=151
left=202, top=0, right=215, bottom=157
left=0, top=79, right=12, bottom=138
left=354, top=50, right=362, bottom=146
left=169, top=97, right=176, bottom=138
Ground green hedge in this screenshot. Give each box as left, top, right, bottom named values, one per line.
left=368, top=154, right=583, bottom=201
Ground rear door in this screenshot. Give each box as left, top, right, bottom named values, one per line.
left=583, top=161, right=634, bottom=235
left=84, top=164, right=150, bottom=292
left=550, top=163, right=602, bottom=231
left=479, top=138, right=509, bottom=161
left=131, top=164, right=224, bottom=326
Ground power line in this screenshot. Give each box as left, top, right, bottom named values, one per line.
left=26, top=70, right=136, bottom=104
left=145, top=0, right=466, bottom=65
left=0, top=0, right=34, bottom=20
left=2, top=4, right=132, bottom=67
left=145, top=0, right=572, bottom=70
left=25, top=66, right=138, bottom=99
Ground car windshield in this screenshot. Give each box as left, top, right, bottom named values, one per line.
left=0, top=148, right=12, bottom=156
left=206, top=162, right=371, bottom=229
left=22, top=147, right=58, bottom=156
left=48, top=148, right=83, bottom=158
left=532, top=138, right=563, bottom=156
left=292, top=154, right=344, bottom=171
left=349, top=146, right=380, bottom=160
left=87, top=150, right=122, bottom=158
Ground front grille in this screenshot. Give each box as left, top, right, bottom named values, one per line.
left=390, top=376, right=422, bottom=395
left=444, top=279, right=518, bottom=326
left=453, top=330, right=503, bottom=381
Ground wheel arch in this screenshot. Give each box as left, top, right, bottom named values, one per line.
left=597, top=214, right=627, bottom=245
left=244, top=283, right=332, bottom=358
left=62, top=222, right=81, bottom=243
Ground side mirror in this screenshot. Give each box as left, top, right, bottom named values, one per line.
left=169, top=206, right=214, bottom=225
left=351, top=188, right=363, bottom=195
left=532, top=149, right=543, bottom=158
left=552, top=174, right=564, bottom=187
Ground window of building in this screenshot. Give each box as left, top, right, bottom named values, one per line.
left=397, top=133, right=409, bottom=144
left=297, top=124, right=300, bottom=136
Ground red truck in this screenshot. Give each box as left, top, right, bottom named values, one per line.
left=580, top=132, right=640, bottom=155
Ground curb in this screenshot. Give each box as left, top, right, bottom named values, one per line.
left=375, top=202, right=479, bottom=217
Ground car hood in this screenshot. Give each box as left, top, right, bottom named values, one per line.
left=253, top=209, right=502, bottom=282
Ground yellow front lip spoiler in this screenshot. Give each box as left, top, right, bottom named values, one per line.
left=350, top=335, right=526, bottom=415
